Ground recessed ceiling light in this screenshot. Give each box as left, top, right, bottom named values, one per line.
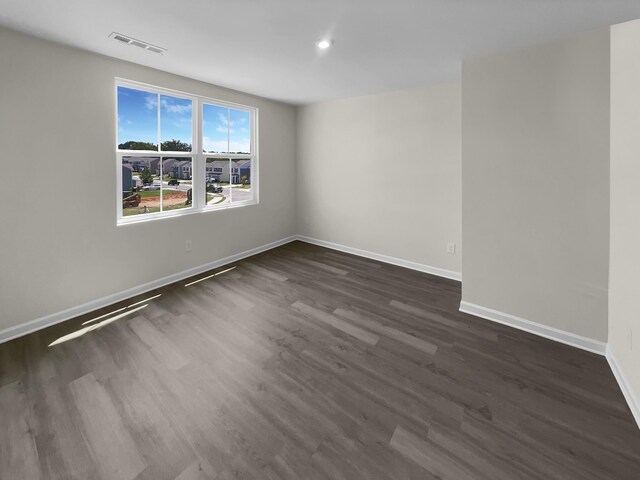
left=317, top=39, right=332, bottom=50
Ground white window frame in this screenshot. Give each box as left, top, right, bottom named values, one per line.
left=115, top=78, right=258, bottom=225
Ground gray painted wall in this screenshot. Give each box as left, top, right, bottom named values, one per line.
left=461, top=28, right=611, bottom=341
left=0, top=27, right=297, bottom=332
left=610, top=19, right=640, bottom=415
left=296, top=82, right=462, bottom=275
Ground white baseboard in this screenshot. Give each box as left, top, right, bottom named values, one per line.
left=295, top=235, right=462, bottom=281
left=606, top=347, right=640, bottom=429
left=459, top=301, right=607, bottom=355
left=0, top=235, right=298, bottom=345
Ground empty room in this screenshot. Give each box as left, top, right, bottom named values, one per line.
left=2, top=1, right=640, bottom=478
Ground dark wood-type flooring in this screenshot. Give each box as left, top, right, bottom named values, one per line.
left=1, top=241, right=640, bottom=479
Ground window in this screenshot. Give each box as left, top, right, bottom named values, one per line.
left=116, top=79, right=257, bottom=223
left=202, top=102, right=253, bottom=205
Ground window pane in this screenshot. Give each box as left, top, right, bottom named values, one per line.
left=203, top=104, right=229, bottom=153
left=122, top=156, right=161, bottom=216
left=230, top=158, right=252, bottom=204
left=229, top=108, right=251, bottom=154
left=162, top=157, right=193, bottom=212
left=205, top=158, right=230, bottom=205
left=117, top=87, right=158, bottom=150
left=160, top=95, right=192, bottom=152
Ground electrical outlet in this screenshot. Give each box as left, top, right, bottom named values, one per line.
left=185, top=240, right=192, bottom=252
left=447, top=243, right=456, bottom=254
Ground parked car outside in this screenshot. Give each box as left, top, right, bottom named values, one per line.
left=207, top=182, right=223, bottom=193
left=168, top=179, right=180, bottom=186
left=143, top=184, right=161, bottom=191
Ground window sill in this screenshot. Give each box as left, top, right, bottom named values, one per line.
left=117, top=200, right=258, bottom=226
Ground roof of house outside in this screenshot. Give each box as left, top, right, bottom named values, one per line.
left=206, top=159, right=230, bottom=168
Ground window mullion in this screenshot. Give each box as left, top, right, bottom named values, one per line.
left=157, top=93, right=162, bottom=213
left=228, top=158, right=233, bottom=203
left=116, top=152, right=123, bottom=219
left=193, top=99, right=204, bottom=210
left=157, top=92, right=161, bottom=153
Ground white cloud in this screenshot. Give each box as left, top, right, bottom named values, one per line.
left=229, top=141, right=250, bottom=153
left=161, top=98, right=192, bottom=115
left=217, top=112, right=229, bottom=126
left=203, top=136, right=228, bottom=153
left=145, top=94, right=158, bottom=111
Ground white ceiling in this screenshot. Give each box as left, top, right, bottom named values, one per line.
left=2, top=0, right=640, bottom=105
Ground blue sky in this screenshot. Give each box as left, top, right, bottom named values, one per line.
left=118, top=86, right=193, bottom=149
left=118, top=86, right=250, bottom=153
left=203, top=104, right=251, bottom=154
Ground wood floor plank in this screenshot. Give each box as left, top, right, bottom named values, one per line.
left=389, top=425, right=482, bottom=480
left=129, top=315, right=190, bottom=371
left=295, top=257, right=349, bottom=276
left=68, top=373, right=147, bottom=480
left=389, top=299, right=460, bottom=328
left=333, top=307, right=438, bottom=355
left=26, top=376, right=98, bottom=479
left=291, top=301, right=380, bottom=345
left=173, top=460, right=217, bottom=480
left=241, top=262, right=289, bottom=282
left=0, top=381, right=42, bottom=480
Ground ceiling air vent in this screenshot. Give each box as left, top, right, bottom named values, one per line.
left=109, top=32, right=166, bottom=55
left=113, top=34, right=131, bottom=44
